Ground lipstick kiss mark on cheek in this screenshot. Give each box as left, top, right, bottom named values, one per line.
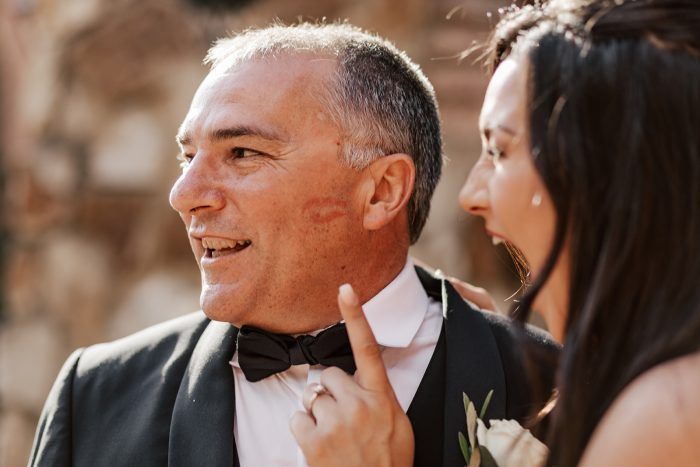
left=302, top=197, right=350, bottom=224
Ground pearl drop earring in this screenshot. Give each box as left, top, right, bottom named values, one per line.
left=531, top=193, right=542, bottom=207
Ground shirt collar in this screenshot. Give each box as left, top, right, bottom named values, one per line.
left=231, top=257, right=428, bottom=368
left=362, top=257, right=429, bottom=348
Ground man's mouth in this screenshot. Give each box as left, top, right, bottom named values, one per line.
left=201, top=237, right=252, bottom=258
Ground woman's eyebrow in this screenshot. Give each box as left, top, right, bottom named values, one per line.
left=481, top=124, right=518, bottom=140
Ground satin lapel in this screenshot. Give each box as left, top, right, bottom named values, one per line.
left=168, top=320, right=239, bottom=467
left=414, top=267, right=507, bottom=467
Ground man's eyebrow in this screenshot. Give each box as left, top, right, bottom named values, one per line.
left=176, top=126, right=287, bottom=147
left=211, top=126, right=287, bottom=143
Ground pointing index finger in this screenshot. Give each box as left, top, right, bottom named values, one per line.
left=338, top=284, right=391, bottom=391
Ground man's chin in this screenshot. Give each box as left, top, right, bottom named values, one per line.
left=201, top=308, right=243, bottom=325
left=200, top=290, right=250, bottom=326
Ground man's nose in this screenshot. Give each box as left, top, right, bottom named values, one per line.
left=169, top=156, right=225, bottom=215
left=459, top=157, right=492, bottom=216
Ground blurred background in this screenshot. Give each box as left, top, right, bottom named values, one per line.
left=0, top=0, right=520, bottom=464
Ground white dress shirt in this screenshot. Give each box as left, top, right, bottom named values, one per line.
left=230, top=258, right=443, bottom=467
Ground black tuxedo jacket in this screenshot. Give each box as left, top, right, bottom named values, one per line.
left=29, top=268, right=559, bottom=467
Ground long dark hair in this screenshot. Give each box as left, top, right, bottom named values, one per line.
left=486, top=1, right=700, bottom=465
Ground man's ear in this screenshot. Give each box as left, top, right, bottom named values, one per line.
left=362, top=153, right=415, bottom=231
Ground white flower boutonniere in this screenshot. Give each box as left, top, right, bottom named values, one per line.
left=476, top=419, right=548, bottom=467
left=459, top=390, right=548, bottom=467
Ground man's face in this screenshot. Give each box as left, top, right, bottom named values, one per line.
left=170, top=56, right=367, bottom=333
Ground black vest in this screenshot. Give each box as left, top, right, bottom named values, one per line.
left=406, top=324, right=446, bottom=467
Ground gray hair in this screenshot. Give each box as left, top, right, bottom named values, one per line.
left=205, top=22, right=443, bottom=244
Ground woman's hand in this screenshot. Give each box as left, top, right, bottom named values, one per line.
left=411, top=257, right=500, bottom=313
left=289, top=284, right=414, bottom=467
left=447, top=277, right=501, bottom=314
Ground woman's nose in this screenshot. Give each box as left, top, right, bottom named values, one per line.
left=459, top=157, right=492, bottom=216
left=169, top=155, right=225, bottom=216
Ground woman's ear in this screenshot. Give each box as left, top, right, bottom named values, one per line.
left=362, top=153, right=415, bottom=231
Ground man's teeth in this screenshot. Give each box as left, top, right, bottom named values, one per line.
left=201, top=238, right=251, bottom=250
left=492, top=236, right=504, bottom=246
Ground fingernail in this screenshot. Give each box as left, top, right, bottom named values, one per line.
left=339, top=283, right=358, bottom=306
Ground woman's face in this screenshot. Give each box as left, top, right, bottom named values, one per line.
left=461, top=57, right=568, bottom=339
left=460, top=57, right=556, bottom=275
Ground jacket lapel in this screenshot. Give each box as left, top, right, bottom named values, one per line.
left=415, top=267, right=506, bottom=467
left=168, top=319, right=239, bottom=467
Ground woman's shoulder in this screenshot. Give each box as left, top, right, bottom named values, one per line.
left=580, top=351, right=700, bottom=466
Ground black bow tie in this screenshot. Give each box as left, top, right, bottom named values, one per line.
left=236, top=323, right=357, bottom=382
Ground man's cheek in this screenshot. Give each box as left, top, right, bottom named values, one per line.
left=302, top=197, right=350, bottom=224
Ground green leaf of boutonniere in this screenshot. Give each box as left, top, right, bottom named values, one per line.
left=458, top=431, right=470, bottom=466
left=480, top=389, right=494, bottom=420
left=459, top=390, right=498, bottom=467
left=467, top=399, right=477, bottom=448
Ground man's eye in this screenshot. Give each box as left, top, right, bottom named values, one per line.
left=177, top=153, right=194, bottom=169
left=231, top=147, right=260, bottom=158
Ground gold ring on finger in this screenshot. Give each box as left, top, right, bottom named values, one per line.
left=305, top=383, right=330, bottom=415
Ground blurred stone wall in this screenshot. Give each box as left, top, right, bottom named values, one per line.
left=0, top=0, right=514, bottom=465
